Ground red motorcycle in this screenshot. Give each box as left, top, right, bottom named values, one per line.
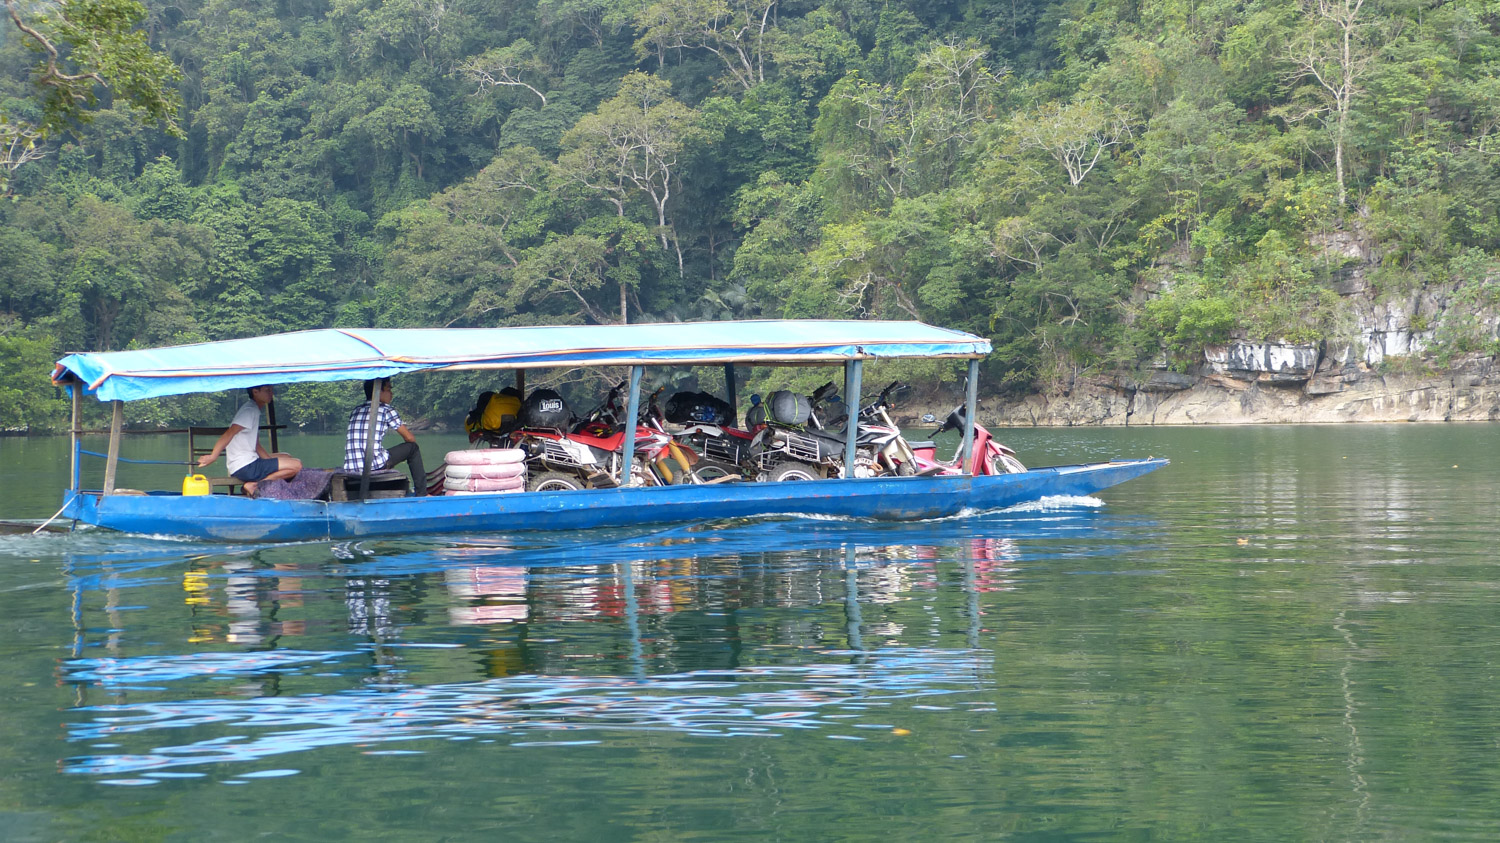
left=910, top=406, right=1027, bottom=476
left=507, top=383, right=686, bottom=491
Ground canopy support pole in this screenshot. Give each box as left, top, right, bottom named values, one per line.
left=69, top=386, right=80, bottom=491
left=843, top=359, right=862, bottom=477
left=621, top=366, right=643, bottom=486
left=359, top=389, right=379, bottom=501
left=267, top=398, right=280, bottom=454
left=723, top=364, right=737, bottom=424
left=961, top=359, right=979, bottom=474
left=102, top=401, right=123, bottom=495
left=515, top=370, right=525, bottom=396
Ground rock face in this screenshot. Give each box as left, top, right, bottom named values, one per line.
left=990, top=363, right=1500, bottom=426
left=985, top=227, right=1500, bottom=426
left=1205, top=342, right=1319, bottom=382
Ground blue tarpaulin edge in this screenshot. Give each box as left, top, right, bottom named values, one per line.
left=54, top=320, right=991, bottom=402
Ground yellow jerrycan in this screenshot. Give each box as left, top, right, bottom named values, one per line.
left=182, top=474, right=211, bottom=496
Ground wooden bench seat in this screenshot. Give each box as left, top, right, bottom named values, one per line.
left=329, top=469, right=410, bottom=501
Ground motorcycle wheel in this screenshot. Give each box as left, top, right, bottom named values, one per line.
left=768, top=461, right=821, bottom=482
left=527, top=470, right=585, bottom=492
left=691, top=461, right=741, bottom=484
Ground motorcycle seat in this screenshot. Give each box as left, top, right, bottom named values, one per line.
left=906, top=441, right=935, bottom=450
left=808, top=429, right=851, bottom=445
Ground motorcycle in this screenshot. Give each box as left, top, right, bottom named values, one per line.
left=750, top=382, right=886, bottom=481
left=853, top=381, right=921, bottom=476
left=507, top=382, right=685, bottom=490
left=910, top=405, right=1027, bottom=476
left=650, top=387, right=754, bottom=483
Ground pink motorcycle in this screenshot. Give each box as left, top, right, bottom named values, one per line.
left=910, top=407, right=1027, bottom=476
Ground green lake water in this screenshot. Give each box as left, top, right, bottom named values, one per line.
left=3, top=425, right=1500, bottom=840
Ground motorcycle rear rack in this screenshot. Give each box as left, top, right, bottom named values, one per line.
left=704, top=436, right=749, bottom=465
left=537, top=440, right=588, bottom=469
left=774, top=430, right=823, bottom=464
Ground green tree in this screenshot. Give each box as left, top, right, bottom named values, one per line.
left=0, top=323, right=66, bottom=430
left=1, top=0, right=182, bottom=192
left=377, top=146, right=549, bottom=328
left=461, top=38, right=552, bottom=106
left=633, top=0, right=779, bottom=90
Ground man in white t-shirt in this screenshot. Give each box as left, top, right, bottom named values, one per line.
left=197, top=384, right=303, bottom=496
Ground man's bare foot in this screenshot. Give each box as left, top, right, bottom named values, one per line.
left=242, top=481, right=258, bottom=497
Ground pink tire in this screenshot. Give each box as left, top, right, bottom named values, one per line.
left=445, top=448, right=526, bottom=466
left=444, top=461, right=526, bottom=481
left=444, top=474, right=526, bottom=493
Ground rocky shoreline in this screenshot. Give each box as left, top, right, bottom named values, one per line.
left=980, top=344, right=1500, bottom=426
left=963, top=227, right=1500, bottom=428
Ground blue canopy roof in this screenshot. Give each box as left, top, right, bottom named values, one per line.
left=54, top=320, right=991, bottom=402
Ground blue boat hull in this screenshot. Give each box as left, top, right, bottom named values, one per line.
left=61, top=459, right=1167, bottom=542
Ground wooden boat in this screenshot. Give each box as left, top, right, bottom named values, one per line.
left=50, top=320, right=1167, bottom=541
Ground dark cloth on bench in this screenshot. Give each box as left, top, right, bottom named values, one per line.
left=253, top=468, right=334, bottom=501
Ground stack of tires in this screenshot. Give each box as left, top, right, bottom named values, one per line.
left=443, top=448, right=527, bottom=495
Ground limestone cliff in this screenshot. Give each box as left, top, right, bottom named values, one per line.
left=984, top=229, right=1500, bottom=426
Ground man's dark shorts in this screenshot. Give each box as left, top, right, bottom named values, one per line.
left=232, top=457, right=281, bottom=482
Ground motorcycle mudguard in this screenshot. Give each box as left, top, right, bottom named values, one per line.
left=572, top=430, right=625, bottom=450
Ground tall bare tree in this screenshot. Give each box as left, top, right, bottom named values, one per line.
left=633, top=0, right=777, bottom=90
left=1286, top=0, right=1378, bottom=209
left=555, top=73, right=702, bottom=284
left=1012, top=97, right=1132, bottom=187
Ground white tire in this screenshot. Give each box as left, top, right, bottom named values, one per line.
left=444, top=474, right=526, bottom=492
left=444, top=462, right=526, bottom=480
left=445, top=448, right=526, bottom=466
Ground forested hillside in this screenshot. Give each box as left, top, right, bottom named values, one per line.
left=2, top=0, right=1497, bottom=431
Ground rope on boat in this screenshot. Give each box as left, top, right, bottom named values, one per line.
left=32, top=496, right=74, bottom=535
left=77, top=449, right=193, bottom=466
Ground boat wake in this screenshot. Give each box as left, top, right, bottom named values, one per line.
left=693, top=494, right=1106, bottom=529
left=1003, top=494, right=1106, bottom=513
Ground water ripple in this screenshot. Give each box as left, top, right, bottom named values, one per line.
left=63, top=649, right=989, bottom=776
left=62, top=650, right=358, bottom=686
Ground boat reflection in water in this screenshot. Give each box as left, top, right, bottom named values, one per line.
left=55, top=499, right=1118, bottom=780
left=446, top=567, right=529, bottom=625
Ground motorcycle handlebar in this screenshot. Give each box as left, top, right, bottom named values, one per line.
left=877, top=380, right=909, bottom=403
left=857, top=381, right=911, bottom=417
left=932, top=406, right=966, bottom=436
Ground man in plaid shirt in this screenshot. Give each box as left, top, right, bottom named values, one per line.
left=344, top=378, right=427, bottom=496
